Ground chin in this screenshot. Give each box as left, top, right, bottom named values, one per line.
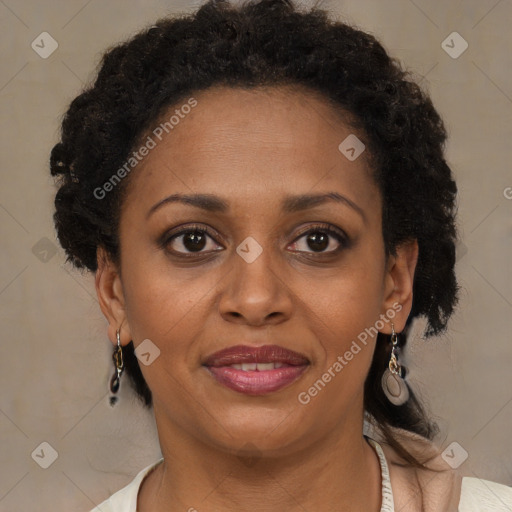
left=202, top=408, right=311, bottom=456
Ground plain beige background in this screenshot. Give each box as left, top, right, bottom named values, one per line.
left=0, top=0, right=511, bottom=510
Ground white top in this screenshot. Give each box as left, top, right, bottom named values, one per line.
left=89, top=438, right=512, bottom=512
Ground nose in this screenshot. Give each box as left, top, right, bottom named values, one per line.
left=218, top=240, right=293, bottom=326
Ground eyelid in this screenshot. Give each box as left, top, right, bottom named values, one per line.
left=292, top=223, right=348, bottom=242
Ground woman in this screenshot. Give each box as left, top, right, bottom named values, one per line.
left=50, top=0, right=512, bottom=510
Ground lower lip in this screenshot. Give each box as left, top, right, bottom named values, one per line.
left=204, top=365, right=309, bottom=395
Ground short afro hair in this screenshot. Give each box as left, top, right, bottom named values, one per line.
left=50, top=0, right=459, bottom=468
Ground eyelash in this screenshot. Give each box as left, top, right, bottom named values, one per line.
left=160, top=223, right=349, bottom=258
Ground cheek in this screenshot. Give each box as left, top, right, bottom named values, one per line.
left=121, top=261, right=203, bottom=344
left=121, top=257, right=229, bottom=383
left=313, top=259, right=385, bottom=330
left=301, top=285, right=380, bottom=411
left=304, top=250, right=385, bottom=378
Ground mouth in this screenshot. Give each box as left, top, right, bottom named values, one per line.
left=202, top=344, right=310, bottom=395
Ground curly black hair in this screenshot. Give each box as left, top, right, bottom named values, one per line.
left=50, top=0, right=459, bottom=468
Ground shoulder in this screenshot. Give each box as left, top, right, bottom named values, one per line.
left=376, top=429, right=462, bottom=511
left=459, top=476, right=512, bottom=511
left=88, top=458, right=164, bottom=512
left=374, top=427, right=512, bottom=511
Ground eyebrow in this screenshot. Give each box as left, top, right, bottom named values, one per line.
left=146, top=192, right=366, bottom=222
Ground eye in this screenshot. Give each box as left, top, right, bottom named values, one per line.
left=161, top=224, right=223, bottom=256
left=288, top=224, right=348, bottom=254
left=160, top=222, right=349, bottom=258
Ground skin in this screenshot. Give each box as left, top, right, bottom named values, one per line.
left=95, top=85, right=419, bottom=512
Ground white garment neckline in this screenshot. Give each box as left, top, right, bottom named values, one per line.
left=365, top=436, right=395, bottom=512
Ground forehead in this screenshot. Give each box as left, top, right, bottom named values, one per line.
left=122, top=85, right=379, bottom=215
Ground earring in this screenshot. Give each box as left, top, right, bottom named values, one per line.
left=381, top=323, right=409, bottom=406
left=109, top=329, right=125, bottom=407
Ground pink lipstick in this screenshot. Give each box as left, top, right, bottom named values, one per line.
left=202, top=344, right=310, bottom=395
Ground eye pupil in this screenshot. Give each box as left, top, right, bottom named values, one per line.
left=183, top=231, right=206, bottom=252
left=307, top=232, right=329, bottom=252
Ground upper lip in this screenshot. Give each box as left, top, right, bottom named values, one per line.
left=202, top=344, right=310, bottom=367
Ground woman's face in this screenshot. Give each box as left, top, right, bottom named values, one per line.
left=96, top=85, right=417, bottom=456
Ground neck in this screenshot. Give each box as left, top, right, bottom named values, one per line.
left=138, top=402, right=382, bottom=512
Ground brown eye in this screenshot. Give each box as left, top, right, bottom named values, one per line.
left=289, top=225, right=348, bottom=254
left=176, top=231, right=208, bottom=252
left=305, top=232, right=330, bottom=252
left=162, top=225, right=222, bottom=255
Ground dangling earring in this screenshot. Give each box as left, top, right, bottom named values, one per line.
left=109, top=329, right=124, bottom=407
left=381, top=323, right=409, bottom=406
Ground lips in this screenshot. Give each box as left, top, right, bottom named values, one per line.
left=202, top=344, right=310, bottom=395
left=202, top=344, right=310, bottom=367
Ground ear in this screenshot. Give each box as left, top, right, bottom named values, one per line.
left=95, top=246, right=132, bottom=348
left=380, top=239, right=419, bottom=334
